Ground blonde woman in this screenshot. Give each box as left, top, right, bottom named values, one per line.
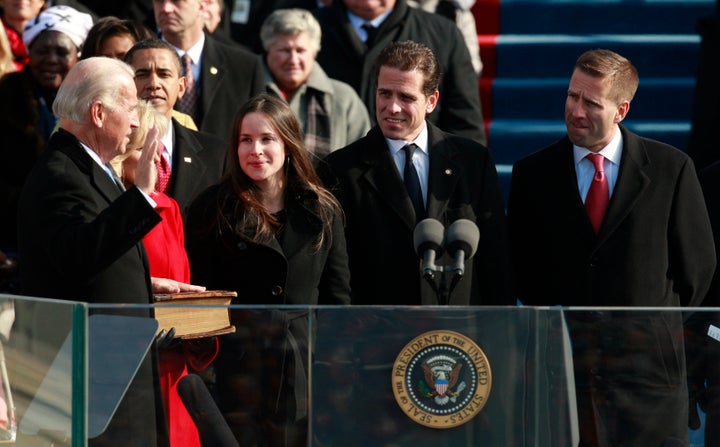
left=113, top=100, right=217, bottom=447
left=0, top=0, right=45, bottom=71
left=112, top=100, right=192, bottom=283
left=0, top=21, right=15, bottom=77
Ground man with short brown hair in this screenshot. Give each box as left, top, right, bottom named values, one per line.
left=508, top=49, right=715, bottom=446
left=323, top=41, right=510, bottom=306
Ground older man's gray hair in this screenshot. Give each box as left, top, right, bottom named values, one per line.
left=260, top=8, right=322, bottom=55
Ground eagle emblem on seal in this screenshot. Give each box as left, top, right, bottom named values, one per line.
left=392, top=330, right=492, bottom=428
left=419, top=355, right=466, bottom=405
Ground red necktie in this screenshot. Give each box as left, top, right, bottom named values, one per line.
left=584, top=153, right=609, bottom=234
left=156, top=146, right=171, bottom=194
left=177, top=53, right=198, bottom=120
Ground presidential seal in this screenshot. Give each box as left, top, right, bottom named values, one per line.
left=391, top=330, right=491, bottom=429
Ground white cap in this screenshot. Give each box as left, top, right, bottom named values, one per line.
left=23, top=5, right=93, bottom=50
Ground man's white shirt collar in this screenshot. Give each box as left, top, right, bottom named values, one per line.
left=167, top=33, right=205, bottom=65
left=81, top=142, right=109, bottom=172
left=161, top=123, right=174, bottom=158
left=385, top=122, right=430, bottom=156
left=573, top=124, right=623, bottom=199
left=347, top=9, right=393, bottom=40
left=573, top=124, right=623, bottom=166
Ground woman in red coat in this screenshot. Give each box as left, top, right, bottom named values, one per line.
left=115, top=100, right=218, bottom=447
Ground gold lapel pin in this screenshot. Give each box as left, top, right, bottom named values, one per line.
left=184, top=157, right=192, bottom=163
left=444, top=169, right=452, bottom=175
left=209, top=66, right=218, bottom=75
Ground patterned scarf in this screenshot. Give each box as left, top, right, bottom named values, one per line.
left=304, top=91, right=331, bottom=157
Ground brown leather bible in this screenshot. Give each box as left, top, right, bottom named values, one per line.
left=153, top=290, right=237, bottom=339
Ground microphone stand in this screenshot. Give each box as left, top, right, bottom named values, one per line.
left=416, top=218, right=478, bottom=306
left=422, top=269, right=440, bottom=298
left=421, top=266, right=463, bottom=305
left=438, top=273, right=449, bottom=305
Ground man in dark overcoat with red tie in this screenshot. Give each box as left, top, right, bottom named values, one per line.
left=507, top=49, right=716, bottom=447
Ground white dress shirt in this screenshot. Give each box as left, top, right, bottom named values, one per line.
left=166, top=33, right=205, bottom=85
left=386, top=122, right=430, bottom=204
left=574, top=125, right=623, bottom=202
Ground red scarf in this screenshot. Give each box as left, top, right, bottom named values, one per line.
left=3, top=18, right=28, bottom=71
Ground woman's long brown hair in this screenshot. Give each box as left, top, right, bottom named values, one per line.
left=216, top=93, right=342, bottom=249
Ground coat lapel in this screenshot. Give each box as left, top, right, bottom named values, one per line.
left=199, top=35, right=224, bottom=120
left=425, top=125, right=461, bottom=219
left=171, top=121, right=208, bottom=205
left=358, top=128, right=416, bottom=230
left=92, top=163, right=123, bottom=203
left=597, top=126, right=650, bottom=242
left=281, top=193, right=324, bottom=260
left=55, top=130, right=122, bottom=203
left=543, top=138, right=597, bottom=238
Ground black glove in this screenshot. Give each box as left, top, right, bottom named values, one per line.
left=685, top=316, right=711, bottom=430
left=688, top=379, right=705, bottom=430
left=156, top=327, right=179, bottom=349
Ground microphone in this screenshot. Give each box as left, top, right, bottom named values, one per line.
left=413, top=218, right=445, bottom=278
left=177, top=373, right=240, bottom=447
left=445, top=219, right=480, bottom=277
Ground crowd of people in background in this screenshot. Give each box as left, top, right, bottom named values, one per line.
left=0, top=1, right=719, bottom=447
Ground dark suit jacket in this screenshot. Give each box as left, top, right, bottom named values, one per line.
left=507, top=124, right=716, bottom=446
left=185, top=183, right=351, bottom=306
left=508, top=124, right=714, bottom=308
left=167, top=119, right=225, bottom=219
left=315, top=0, right=486, bottom=144
left=185, top=182, right=349, bottom=441
left=18, top=129, right=161, bottom=302
left=322, top=123, right=510, bottom=306
left=194, top=33, right=264, bottom=141
left=16, top=129, right=167, bottom=446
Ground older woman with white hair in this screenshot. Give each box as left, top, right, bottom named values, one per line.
left=0, top=5, right=92, bottom=276
left=261, top=8, right=370, bottom=157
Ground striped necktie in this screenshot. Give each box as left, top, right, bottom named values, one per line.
left=177, top=53, right=198, bottom=120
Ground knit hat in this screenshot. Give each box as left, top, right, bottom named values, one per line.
left=22, top=5, right=93, bottom=50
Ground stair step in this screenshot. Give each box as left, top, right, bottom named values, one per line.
left=470, top=0, right=713, bottom=204
left=498, top=0, right=714, bottom=35
left=490, top=77, right=696, bottom=121
left=495, top=34, right=701, bottom=78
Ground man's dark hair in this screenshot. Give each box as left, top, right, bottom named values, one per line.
left=124, top=37, right=183, bottom=74
left=373, top=40, right=441, bottom=96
